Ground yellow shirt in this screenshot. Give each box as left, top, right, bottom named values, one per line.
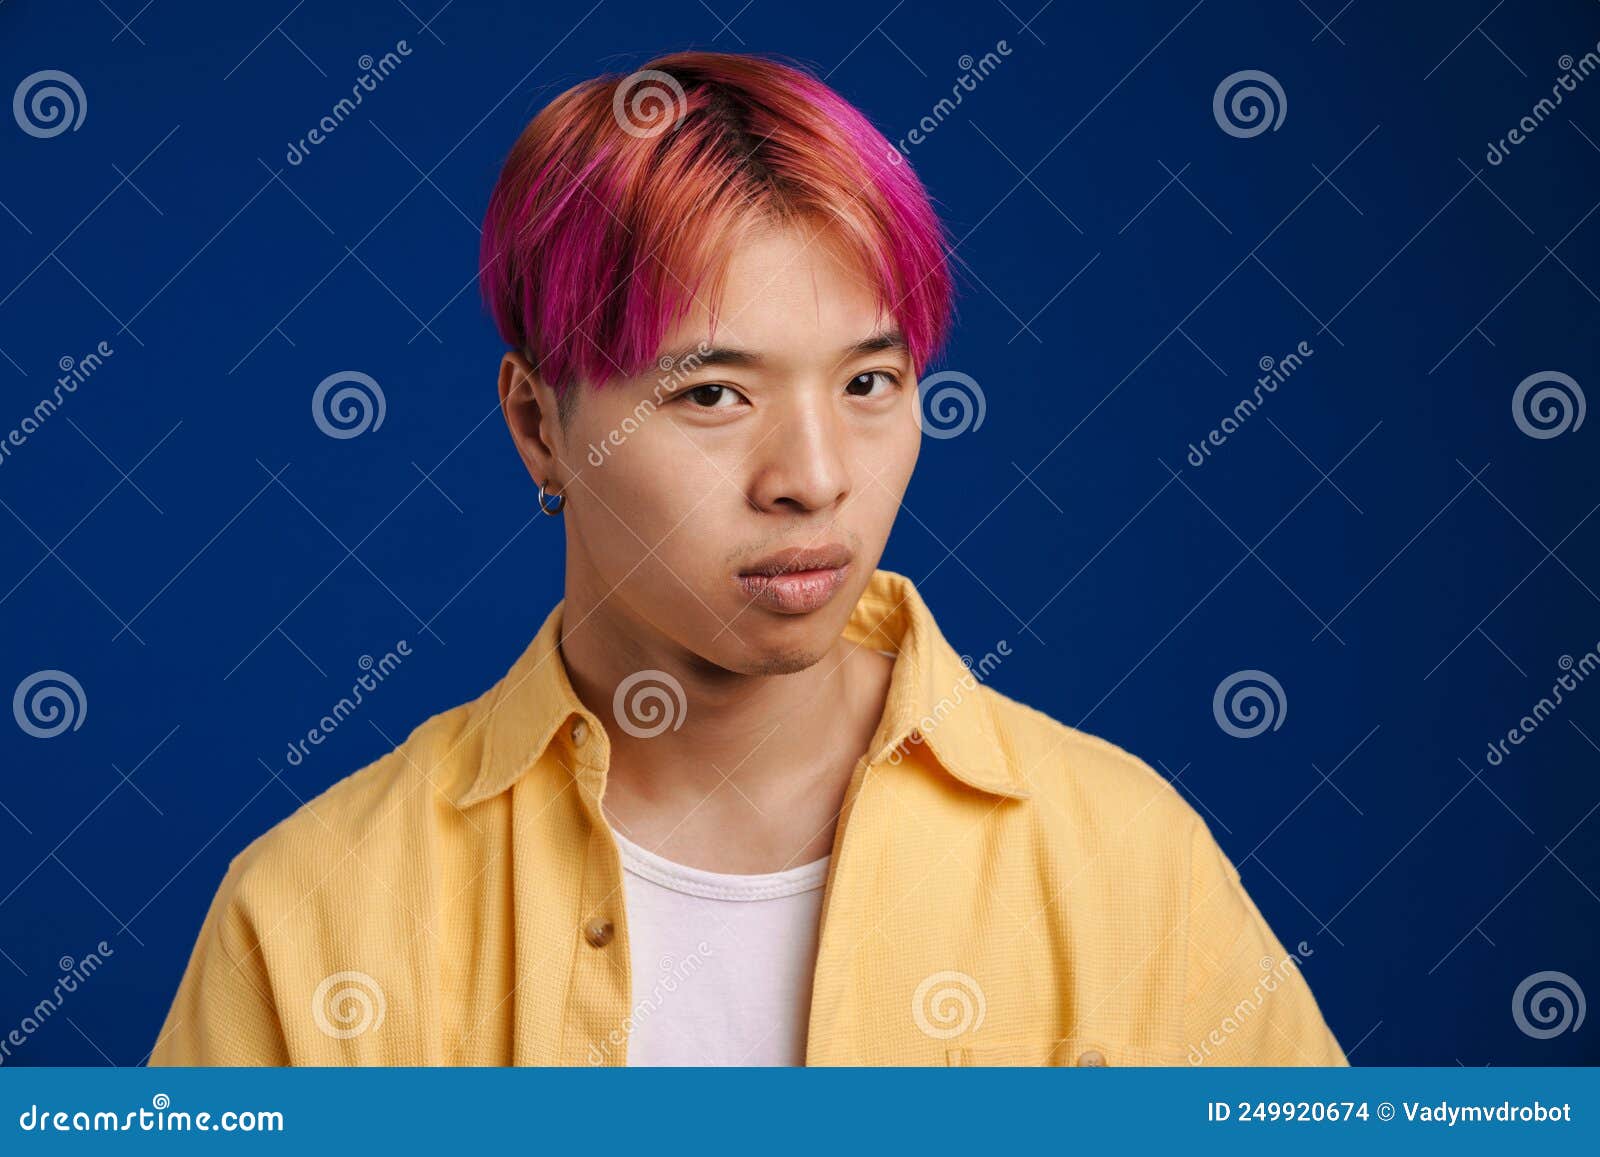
left=151, top=568, right=1346, bottom=1067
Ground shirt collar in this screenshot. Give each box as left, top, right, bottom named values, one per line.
left=457, top=567, right=1030, bottom=808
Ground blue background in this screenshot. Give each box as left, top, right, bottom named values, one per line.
left=1, top=0, right=1598, bottom=1066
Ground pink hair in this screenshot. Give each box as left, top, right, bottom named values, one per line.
left=479, top=51, right=953, bottom=396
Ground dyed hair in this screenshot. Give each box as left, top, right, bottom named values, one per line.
left=479, top=51, right=953, bottom=415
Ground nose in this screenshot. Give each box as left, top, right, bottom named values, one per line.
left=747, top=394, right=851, bottom=514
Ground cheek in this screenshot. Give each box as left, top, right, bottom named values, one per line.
left=859, top=407, right=922, bottom=494
left=574, top=429, right=731, bottom=561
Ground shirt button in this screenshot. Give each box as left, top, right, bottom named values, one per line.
left=583, top=919, right=614, bottom=948
left=1076, top=1049, right=1106, bottom=1067
left=570, top=718, right=590, bottom=746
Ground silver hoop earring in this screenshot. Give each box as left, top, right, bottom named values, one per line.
left=537, top=481, right=566, bottom=516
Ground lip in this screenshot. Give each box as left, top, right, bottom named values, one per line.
left=736, top=544, right=854, bottom=614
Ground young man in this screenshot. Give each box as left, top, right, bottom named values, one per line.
left=151, top=51, right=1345, bottom=1067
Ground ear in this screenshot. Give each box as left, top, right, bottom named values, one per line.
left=498, top=351, right=566, bottom=493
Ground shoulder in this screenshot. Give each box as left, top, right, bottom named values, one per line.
left=978, top=682, right=1208, bottom=860
left=216, top=692, right=484, bottom=930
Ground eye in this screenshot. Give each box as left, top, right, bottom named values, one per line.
left=678, top=383, right=745, bottom=409
left=845, top=370, right=899, bottom=398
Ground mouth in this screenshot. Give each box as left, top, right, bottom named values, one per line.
left=735, top=544, right=854, bottom=615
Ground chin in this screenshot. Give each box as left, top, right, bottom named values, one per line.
left=680, top=570, right=864, bottom=676
left=718, top=616, right=840, bottom=677
left=740, top=647, right=831, bottom=677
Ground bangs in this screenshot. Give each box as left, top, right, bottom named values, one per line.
left=480, top=52, right=953, bottom=395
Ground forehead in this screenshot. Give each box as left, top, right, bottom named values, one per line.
left=655, top=220, right=894, bottom=360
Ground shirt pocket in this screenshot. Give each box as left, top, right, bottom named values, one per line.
left=945, top=1036, right=1183, bottom=1067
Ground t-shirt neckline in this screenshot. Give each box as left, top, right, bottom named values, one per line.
left=608, top=824, right=831, bottom=902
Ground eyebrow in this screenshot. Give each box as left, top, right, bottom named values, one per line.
left=654, top=328, right=908, bottom=375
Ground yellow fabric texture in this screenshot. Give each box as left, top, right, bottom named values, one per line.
left=151, top=568, right=1347, bottom=1067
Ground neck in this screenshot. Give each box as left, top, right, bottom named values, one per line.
left=556, top=564, right=895, bottom=870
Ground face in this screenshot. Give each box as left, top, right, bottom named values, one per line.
left=504, top=219, right=923, bottom=676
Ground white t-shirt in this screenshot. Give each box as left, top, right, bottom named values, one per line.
left=609, top=825, right=830, bottom=1066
